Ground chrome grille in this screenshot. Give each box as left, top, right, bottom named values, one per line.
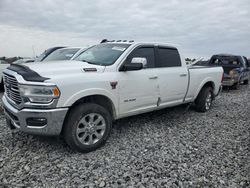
left=3, top=73, right=22, bottom=104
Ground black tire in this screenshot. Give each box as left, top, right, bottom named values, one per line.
left=231, top=82, right=239, bottom=90
left=243, top=79, right=249, bottom=85
left=195, top=87, right=213, bottom=112
left=63, top=103, right=112, bottom=152
left=0, top=78, right=4, bottom=91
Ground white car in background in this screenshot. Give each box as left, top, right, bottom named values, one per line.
left=42, top=47, right=86, bottom=62
left=13, top=58, right=35, bottom=64
left=0, top=60, right=10, bottom=90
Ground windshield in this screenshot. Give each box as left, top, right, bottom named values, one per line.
left=43, top=48, right=80, bottom=62
left=36, top=51, right=47, bottom=62
left=74, top=43, right=131, bottom=66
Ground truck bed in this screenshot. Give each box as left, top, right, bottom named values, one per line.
left=184, top=65, right=223, bottom=102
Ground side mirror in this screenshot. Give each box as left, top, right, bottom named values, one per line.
left=119, top=57, right=147, bottom=71
left=120, top=63, right=143, bottom=71
left=131, top=57, right=147, bottom=68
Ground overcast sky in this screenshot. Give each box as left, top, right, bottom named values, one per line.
left=0, top=0, right=249, bottom=58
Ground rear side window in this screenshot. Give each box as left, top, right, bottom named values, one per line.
left=127, top=47, right=155, bottom=68
left=157, top=47, right=181, bottom=67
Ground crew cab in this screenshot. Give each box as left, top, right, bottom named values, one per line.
left=208, top=54, right=250, bottom=89
left=2, top=41, right=223, bottom=152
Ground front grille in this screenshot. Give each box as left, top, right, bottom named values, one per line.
left=3, top=73, right=22, bottom=105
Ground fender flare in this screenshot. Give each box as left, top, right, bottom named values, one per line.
left=193, top=78, right=215, bottom=100
left=63, top=88, right=119, bottom=116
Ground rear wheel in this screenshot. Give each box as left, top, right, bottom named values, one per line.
left=243, top=79, right=249, bottom=85
left=63, top=103, right=112, bottom=152
left=195, top=87, right=213, bottom=112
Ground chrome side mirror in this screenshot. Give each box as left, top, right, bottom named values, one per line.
left=131, top=57, right=147, bottom=68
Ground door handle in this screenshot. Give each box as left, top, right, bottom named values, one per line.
left=149, top=76, right=158, bottom=79
left=180, top=73, right=187, bottom=77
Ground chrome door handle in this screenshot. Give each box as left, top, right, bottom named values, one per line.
left=149, top=76, right=158, bottom=79
left=180, top=73, right=187, bottom=77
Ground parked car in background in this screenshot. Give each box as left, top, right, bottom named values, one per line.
left=13, top=58, right=35, bottom=64
left=0, top=60, right=10, bottom=90
left=42, top=47, right=84, bottom=62
left=208, top=54, right=250, bottom=89
left=13, top=47, right=86, bottom=65
left=2, top=41, right=223, bottom=152
left=35, top=46, right=66, bottom=62
left=193, top=60, right=209, bottom=66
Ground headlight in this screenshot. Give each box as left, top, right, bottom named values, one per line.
left=19, top=85, right=60, bottom=104
left=229, top=70, right=238, bottom=77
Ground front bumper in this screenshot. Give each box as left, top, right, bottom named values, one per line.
left=2, top=95, right=68, bottom=136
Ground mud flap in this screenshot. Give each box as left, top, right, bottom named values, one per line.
left=6, top=117, right=16, bottom=130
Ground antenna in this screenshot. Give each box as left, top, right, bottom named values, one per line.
left=32, top=45, right=36, bottom=58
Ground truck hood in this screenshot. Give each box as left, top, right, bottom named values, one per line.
left=23, top=60, right=105, bottom=78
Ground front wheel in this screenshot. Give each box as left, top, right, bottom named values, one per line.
left=63, top=103, right=112, bottom=152
left=195, top=87, right=213, bottom=112
left=0, top=78, right=4, bottom=91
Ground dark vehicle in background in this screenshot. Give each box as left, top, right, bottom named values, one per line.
left=208, top=54, right=250, bottom=89
left=36, top=46, right=66, bottom=62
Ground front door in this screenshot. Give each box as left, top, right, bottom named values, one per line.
left=118, top=46, right=159, bottom=116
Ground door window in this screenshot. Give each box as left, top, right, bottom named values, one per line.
left=157, top=47, right=182, bottom=67
left=127, top=47, right=155, bottom=68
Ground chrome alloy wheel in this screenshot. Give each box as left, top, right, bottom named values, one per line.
left=205, top=92, right=212, bottom=110
left=76, top=113, right=106, bottom=145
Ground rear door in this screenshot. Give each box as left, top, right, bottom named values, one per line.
left=118, top=46, right=159, bottom=116
left=155, top=46, right=188, bottom=106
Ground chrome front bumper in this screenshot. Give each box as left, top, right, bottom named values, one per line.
left=2, top=95, right=68, bottom=136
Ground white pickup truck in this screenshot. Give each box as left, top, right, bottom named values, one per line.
left=2, top=41, right=223, bottom=152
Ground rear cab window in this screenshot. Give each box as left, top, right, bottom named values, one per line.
left=243, top=56, right=249, bottom=68
left=156, top=47, right=182, bottom=67
left=209, top=55, right=242, bottom=67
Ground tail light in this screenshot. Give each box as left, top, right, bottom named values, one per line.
left=221, top=71, right=224, bottom=83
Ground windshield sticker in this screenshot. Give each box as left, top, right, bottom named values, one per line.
left=112, top=46, right=126, bottom=51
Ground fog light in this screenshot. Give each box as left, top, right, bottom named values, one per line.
left=26, top=118, right=47, bottom=127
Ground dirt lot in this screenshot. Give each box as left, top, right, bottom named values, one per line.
left=0, top=86, right=249, bottom=187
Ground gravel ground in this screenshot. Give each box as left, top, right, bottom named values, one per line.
left=0, top=85, right=249, bottom=188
